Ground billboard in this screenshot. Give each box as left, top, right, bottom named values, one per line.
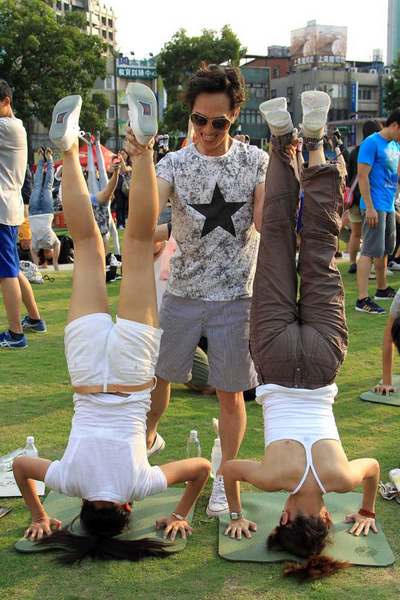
left=291, top=22, right=347, bottom=66
left=117, top=57, right=157, bottom=80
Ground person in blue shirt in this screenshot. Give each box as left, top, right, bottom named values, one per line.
left=355, top=109, right=400, bottom=314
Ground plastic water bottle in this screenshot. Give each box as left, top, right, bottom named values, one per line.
left=0, top=436, right=38, bottom=472
left=0, top=446, right=25, bottom=472
left=211, top=437, right=222, bottom=479
left=186, top=430, right=201, bottom=458
left=24, top=436, right=38, bottom=457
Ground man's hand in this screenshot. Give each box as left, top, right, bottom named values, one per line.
left=345, top=512, right=378, bottom=536
left=366, top=207, right=378, bottom=228
left=156, top=515, right=193, bottom=541
left=374, top=383, right=395, bottom=395
left=124, top=127, right=154, bottom=158
left=224, top=517, right=257, bottom=540
left=24, top=515, right=62, bottom=541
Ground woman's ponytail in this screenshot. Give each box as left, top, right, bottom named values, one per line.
left=283, top=554, right=350, bottom=582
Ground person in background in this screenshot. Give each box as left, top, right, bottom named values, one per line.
left=347, top=120, right=383, bottom=274
left=355, top=109, right=400, bottom=315
left=29, top=147, right=60, bottom=271
left=0, top=79, right=46, bottom=348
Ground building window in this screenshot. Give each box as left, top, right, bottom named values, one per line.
left=104, top=76, right=114, bottom=90
left=63, top=2, right=69, bottom=11
left=108, top=18, right=113, bottom=28
left=303, top=83, right=311, bottom=91
left=107, top=105, right=116, bottom=120
left=108, top=31, right=114, bottom=40
left=273, top=67, right=280, bottom=79
left=358, top=87, right=373, bottom=100
left=56, top=0, right=62, bottom=9
left=102, top=30, right=107, bottom=39
left=271, top=89, right=277, bottom=99
left=102, top=16, right=107, bottom=26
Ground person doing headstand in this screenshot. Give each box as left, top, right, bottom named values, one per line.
left=221, top=92, right=380, bottom=581
left=13, top=89, right=210, bottom=564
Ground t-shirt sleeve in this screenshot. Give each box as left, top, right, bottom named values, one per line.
left=358, top=137, right=376, bottom=167
left=255, top=150, right=269, bottom=186
left=44, top=460, right=64, bottom=493
left=131, top=465, right=168, bottom=501
left=390, top=289, right=400, bottom=319
left=156, top=153, right=174, bottom=185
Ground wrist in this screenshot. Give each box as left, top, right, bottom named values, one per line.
left=31, top=509, right=47, bottom=521
left=359, top=507, right=375, bottom=518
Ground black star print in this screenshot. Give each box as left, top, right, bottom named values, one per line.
left=188, top=184, right=245, bottom=238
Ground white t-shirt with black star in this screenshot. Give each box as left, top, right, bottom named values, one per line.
left=156, top=140, right=269, bottom=301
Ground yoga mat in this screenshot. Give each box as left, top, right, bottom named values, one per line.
left=360, top=375, right=400, bottom=407
left=16, top=488, right=193, bottom=554
left=218, top=492, right=394, bottom=567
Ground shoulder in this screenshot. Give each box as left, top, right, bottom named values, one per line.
left=0, top=117, right=26, bottom=140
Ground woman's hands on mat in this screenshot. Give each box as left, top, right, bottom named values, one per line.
left=345, top=512, right=378, bottom=536
left=374, top=383, right=395, bottom=396
left=156, top=515, right=193, bottom=541
left=24, top=514, right=62, bottom=540
left=224, top=517, right=257, bottom=540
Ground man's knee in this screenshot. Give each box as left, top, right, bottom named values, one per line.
left=217, top=390, right=244, bottom=413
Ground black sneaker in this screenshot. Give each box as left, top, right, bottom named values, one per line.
left=348, top=263, right=357, bottom=274
left=375, top=287, right=396, bottom=301
left=355, top=297, right=386, bottom=314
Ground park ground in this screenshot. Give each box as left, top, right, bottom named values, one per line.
left=0, top=263, right=400, bottom=600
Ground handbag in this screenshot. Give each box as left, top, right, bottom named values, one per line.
left=344, top=175, right=359, bottom=208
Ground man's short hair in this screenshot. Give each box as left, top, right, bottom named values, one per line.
left=0, top=79, right=13, bottom=104
left=184, top=64, right=246, bottom=111
left=386, top=108, right=400, bottom=127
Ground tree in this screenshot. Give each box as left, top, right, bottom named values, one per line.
left=0, top=0, right=110, bottom=147
left=384, top=57, right=400, bottom=113
left=157, top=26, right=246, bottom=132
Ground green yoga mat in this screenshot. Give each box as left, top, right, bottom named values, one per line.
left=360, top=375, right=400, bottom=407
left=219, top=492, right=394, bottom=567
left=16, top=488, right=193, bottom=554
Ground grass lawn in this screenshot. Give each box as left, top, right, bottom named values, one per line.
left=0, top=265, right=400, bottom=600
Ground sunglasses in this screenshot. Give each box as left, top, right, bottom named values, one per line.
left=190, top=112, right=232, bottom=131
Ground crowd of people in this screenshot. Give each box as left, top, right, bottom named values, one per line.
left=1, top=63, right=400, bottom=582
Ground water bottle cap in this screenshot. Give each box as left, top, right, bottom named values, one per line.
left=26, top=436, right=34, bottom=444
left=189, top=430, right=198, bottom=440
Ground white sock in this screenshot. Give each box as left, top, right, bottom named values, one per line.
left=259, top=98, right=294, bottom=137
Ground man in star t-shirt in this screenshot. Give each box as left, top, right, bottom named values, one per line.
left=146, top=64, right=269, bottom=517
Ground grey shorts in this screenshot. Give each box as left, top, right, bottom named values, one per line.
left=156, top=292, right=258, bottom=392
left=360, top=210, right=396, bottom=258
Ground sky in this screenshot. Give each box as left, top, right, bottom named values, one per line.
left=108, top=0, right=389, bottom=62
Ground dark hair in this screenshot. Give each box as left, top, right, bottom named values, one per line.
left=362, top=120, right=382, bottom=139
left=37, top=501, right=170, bottom=564
left=391, top=316, right=400, bottom=355
left=267, top=514, right=349, bottom=581
left=386, top=108, right=400, bottom=127
left=0, top=79, right=12, bottom=103
left=184, top=63, right=246, bottom=111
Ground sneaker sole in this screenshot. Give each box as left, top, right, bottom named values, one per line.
left=146, top=439, right=166, bottom=458
left=0, top=344, right=28, bottom=349
left=301, top=91, right=331, bottom=134
left=49, top=95, right=82, bottom=151
left=355, top=306, right=386, bottom=314
left=126, top=83, right=158, bottom=145
left=23, top=327, right=47, bottom=333
left=374, top=297, right=395, bottom=301
left=206, top=506, right=230, bottom=518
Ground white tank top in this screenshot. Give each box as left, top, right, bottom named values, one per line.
left=256, top=383, right=340, bottom=495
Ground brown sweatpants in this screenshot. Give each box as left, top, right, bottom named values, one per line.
left=250, top=141, right=348, bottom=390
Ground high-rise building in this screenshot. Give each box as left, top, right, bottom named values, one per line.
left=51, top=0, right=117, bottom=48
left=388, top=0, right=400, bottom=65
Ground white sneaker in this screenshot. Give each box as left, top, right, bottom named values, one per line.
left=259, top=97, right=293, bottom=136
left=388, top=260, right=400, bottom=271
left=126, top=82, right=158, bottom=145
left=147, top=432, right=166, bottom=458
left=110, top=254, right=121, bottom=268
left=49, top=95, right=82, bottom=152
left=301, top=91, right=331, bottom=138
left=206, top=475, right=229, bottom=517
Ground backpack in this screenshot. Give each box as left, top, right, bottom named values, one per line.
left=19, top=261, right=43, bottom=284
left=58, top=235, right=74, bottom=264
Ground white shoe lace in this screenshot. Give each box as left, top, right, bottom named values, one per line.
left=210, top=476, right=227, bottom=507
